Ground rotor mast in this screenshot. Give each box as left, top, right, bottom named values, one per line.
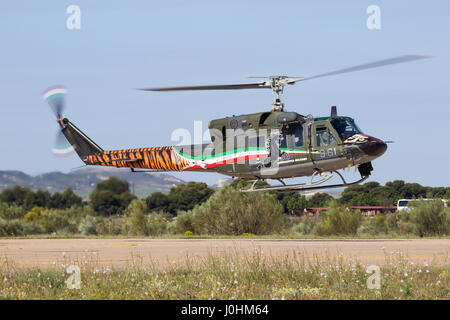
left=247, top=75, right=303, bottom=112
left=269, top=76, right=286, bottom=112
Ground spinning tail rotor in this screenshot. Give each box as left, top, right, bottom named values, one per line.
left=42, top=86, right=75, bottom=157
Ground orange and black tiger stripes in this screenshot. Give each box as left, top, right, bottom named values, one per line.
left=84, top=146, right=190, bottom=171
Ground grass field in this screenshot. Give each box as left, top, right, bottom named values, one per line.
left=0, top=249, right=448, bottom=299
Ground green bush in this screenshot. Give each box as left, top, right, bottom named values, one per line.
left=96, top=216, right=125, bottom=236
left=0, top=219, right=25, bottom=236
left=23, top=207, right=45, bottom=223
left=170, top=210, right=195, bottom=234
left=23, top=206, right=89, bottom=235
left=357, top=215, right=388, bottom=236
left=146, top=212, right=169, bottom=236
left=0, top=219, right=44, bottom=236
left=385, top=210, right=415, bottom=235
left=78, top=215, right=99, bottom=235
left=409, top=200, right=449, bottom=236
left=39, top=209, right=79, bottom=234
left=385, top=201, right=449, bottom=236
left=125, top=199, right=148, bottom=235
left=313, top=201, right=362, bottom=236
left=125, top=199, right=169, bottom=236
left=0, top=202, right=27, bottom=220
left=173, top=186, right=286, bottom=235
left=292, top=216, right=317, bottom=235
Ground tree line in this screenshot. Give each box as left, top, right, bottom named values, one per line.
left=0, top=178, right=448, bottom=217
left=0, top=177, right=448, bottom=237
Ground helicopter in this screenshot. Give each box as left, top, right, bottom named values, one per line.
left=43, top=54, right=430, bottom=192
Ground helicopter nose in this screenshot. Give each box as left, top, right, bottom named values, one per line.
left=360, top=137, right=387, bottom=157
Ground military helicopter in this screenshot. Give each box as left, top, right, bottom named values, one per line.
left=43, top=54, right=429, bottom=192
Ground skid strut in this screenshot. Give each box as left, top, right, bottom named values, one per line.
left=240, top=171, right=369, bottom=192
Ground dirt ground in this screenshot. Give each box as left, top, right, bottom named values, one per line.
left=0, top=238, right=448, bottom=269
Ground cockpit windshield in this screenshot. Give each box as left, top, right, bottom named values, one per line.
left=330, top=118, right=363, bottom=141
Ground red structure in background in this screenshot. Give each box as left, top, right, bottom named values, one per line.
left=303, top=206, right=397, bottom=216
left=349, top=206, right=397, bottom=216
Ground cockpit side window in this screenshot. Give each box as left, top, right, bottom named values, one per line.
left=331, top=118, right=363, bottom=141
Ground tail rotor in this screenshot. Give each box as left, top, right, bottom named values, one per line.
left=42, top=85, right=75, bottom=157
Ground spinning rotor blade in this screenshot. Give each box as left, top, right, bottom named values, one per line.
left=140, top=83, right=271, bottom=92
left=290, top=54, right=431, bottom=84
left=52, top=129, right=75, bottom=157
left=42, top=85, right=67, bottom=118
left=140, top=55, right=430, bottom=93
left=42, top=85, right=76, bottom=157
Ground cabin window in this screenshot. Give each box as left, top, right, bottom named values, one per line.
left=281, top=123, right=304, bottom=148
left=315, top=125, right=338, bottom=146
left=294, top=124, right=304, bottom=147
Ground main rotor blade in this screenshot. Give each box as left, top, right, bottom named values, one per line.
left=291, top=54, right=431, bottom=83
left=139, top=83, right=271, bottom=91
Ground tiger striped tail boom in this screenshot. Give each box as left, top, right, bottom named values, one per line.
left=84, top=147, right=191, bottom=171
left=60, top=118, right=191, bottom=171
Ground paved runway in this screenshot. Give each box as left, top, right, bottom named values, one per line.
left=0, top=238, right=448, bottom=269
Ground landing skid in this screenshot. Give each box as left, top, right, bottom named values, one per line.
left=240, top=170, right=370, bottom=192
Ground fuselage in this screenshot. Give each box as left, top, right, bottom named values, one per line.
left=82, top=111, right=387, bottom=180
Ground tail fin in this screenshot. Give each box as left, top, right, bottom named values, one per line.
left=61, top=118, right=103, bottom=163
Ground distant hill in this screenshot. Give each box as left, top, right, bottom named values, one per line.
left=0, top=167, right=185, bottom=199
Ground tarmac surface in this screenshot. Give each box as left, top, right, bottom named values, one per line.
left=0, top=238, right=448, bottom=270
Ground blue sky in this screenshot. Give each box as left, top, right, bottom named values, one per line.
left=0, top=1, right=449, bottom=187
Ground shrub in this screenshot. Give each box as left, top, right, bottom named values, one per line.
left=125, top=199, right=169, bottom=236
left=293, top=216, right=317, bottom=235
left=0, top=219, right=25, bottom=236
left=408, top=200, right=449, bottom=236
left=125, top=199, right=149, bottom=235
left=24, top=206, right=87, bottom=235
left=146, top=212, right=169, bottom=236
left=96, top=216, right=124, bottom=235
left=170, top=210, right=196, bottom=234
left=357, top=215, right=388, bottom=236
left=173, top=186, right=286, bottom=235
left=78, top=215, right=99, bottom=235
left=373, top=215, right=388, bottom=234
left=313, top=201, right=362, bottom=236
left=0, top=219, right=44, bottom=236
left=0, top=203, right=27, bottom=220
left=38, top=209, right=79, bottom=234
left=385, top=211, right=415, bottom=235
left=23, top=207, right=45, bottom=223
